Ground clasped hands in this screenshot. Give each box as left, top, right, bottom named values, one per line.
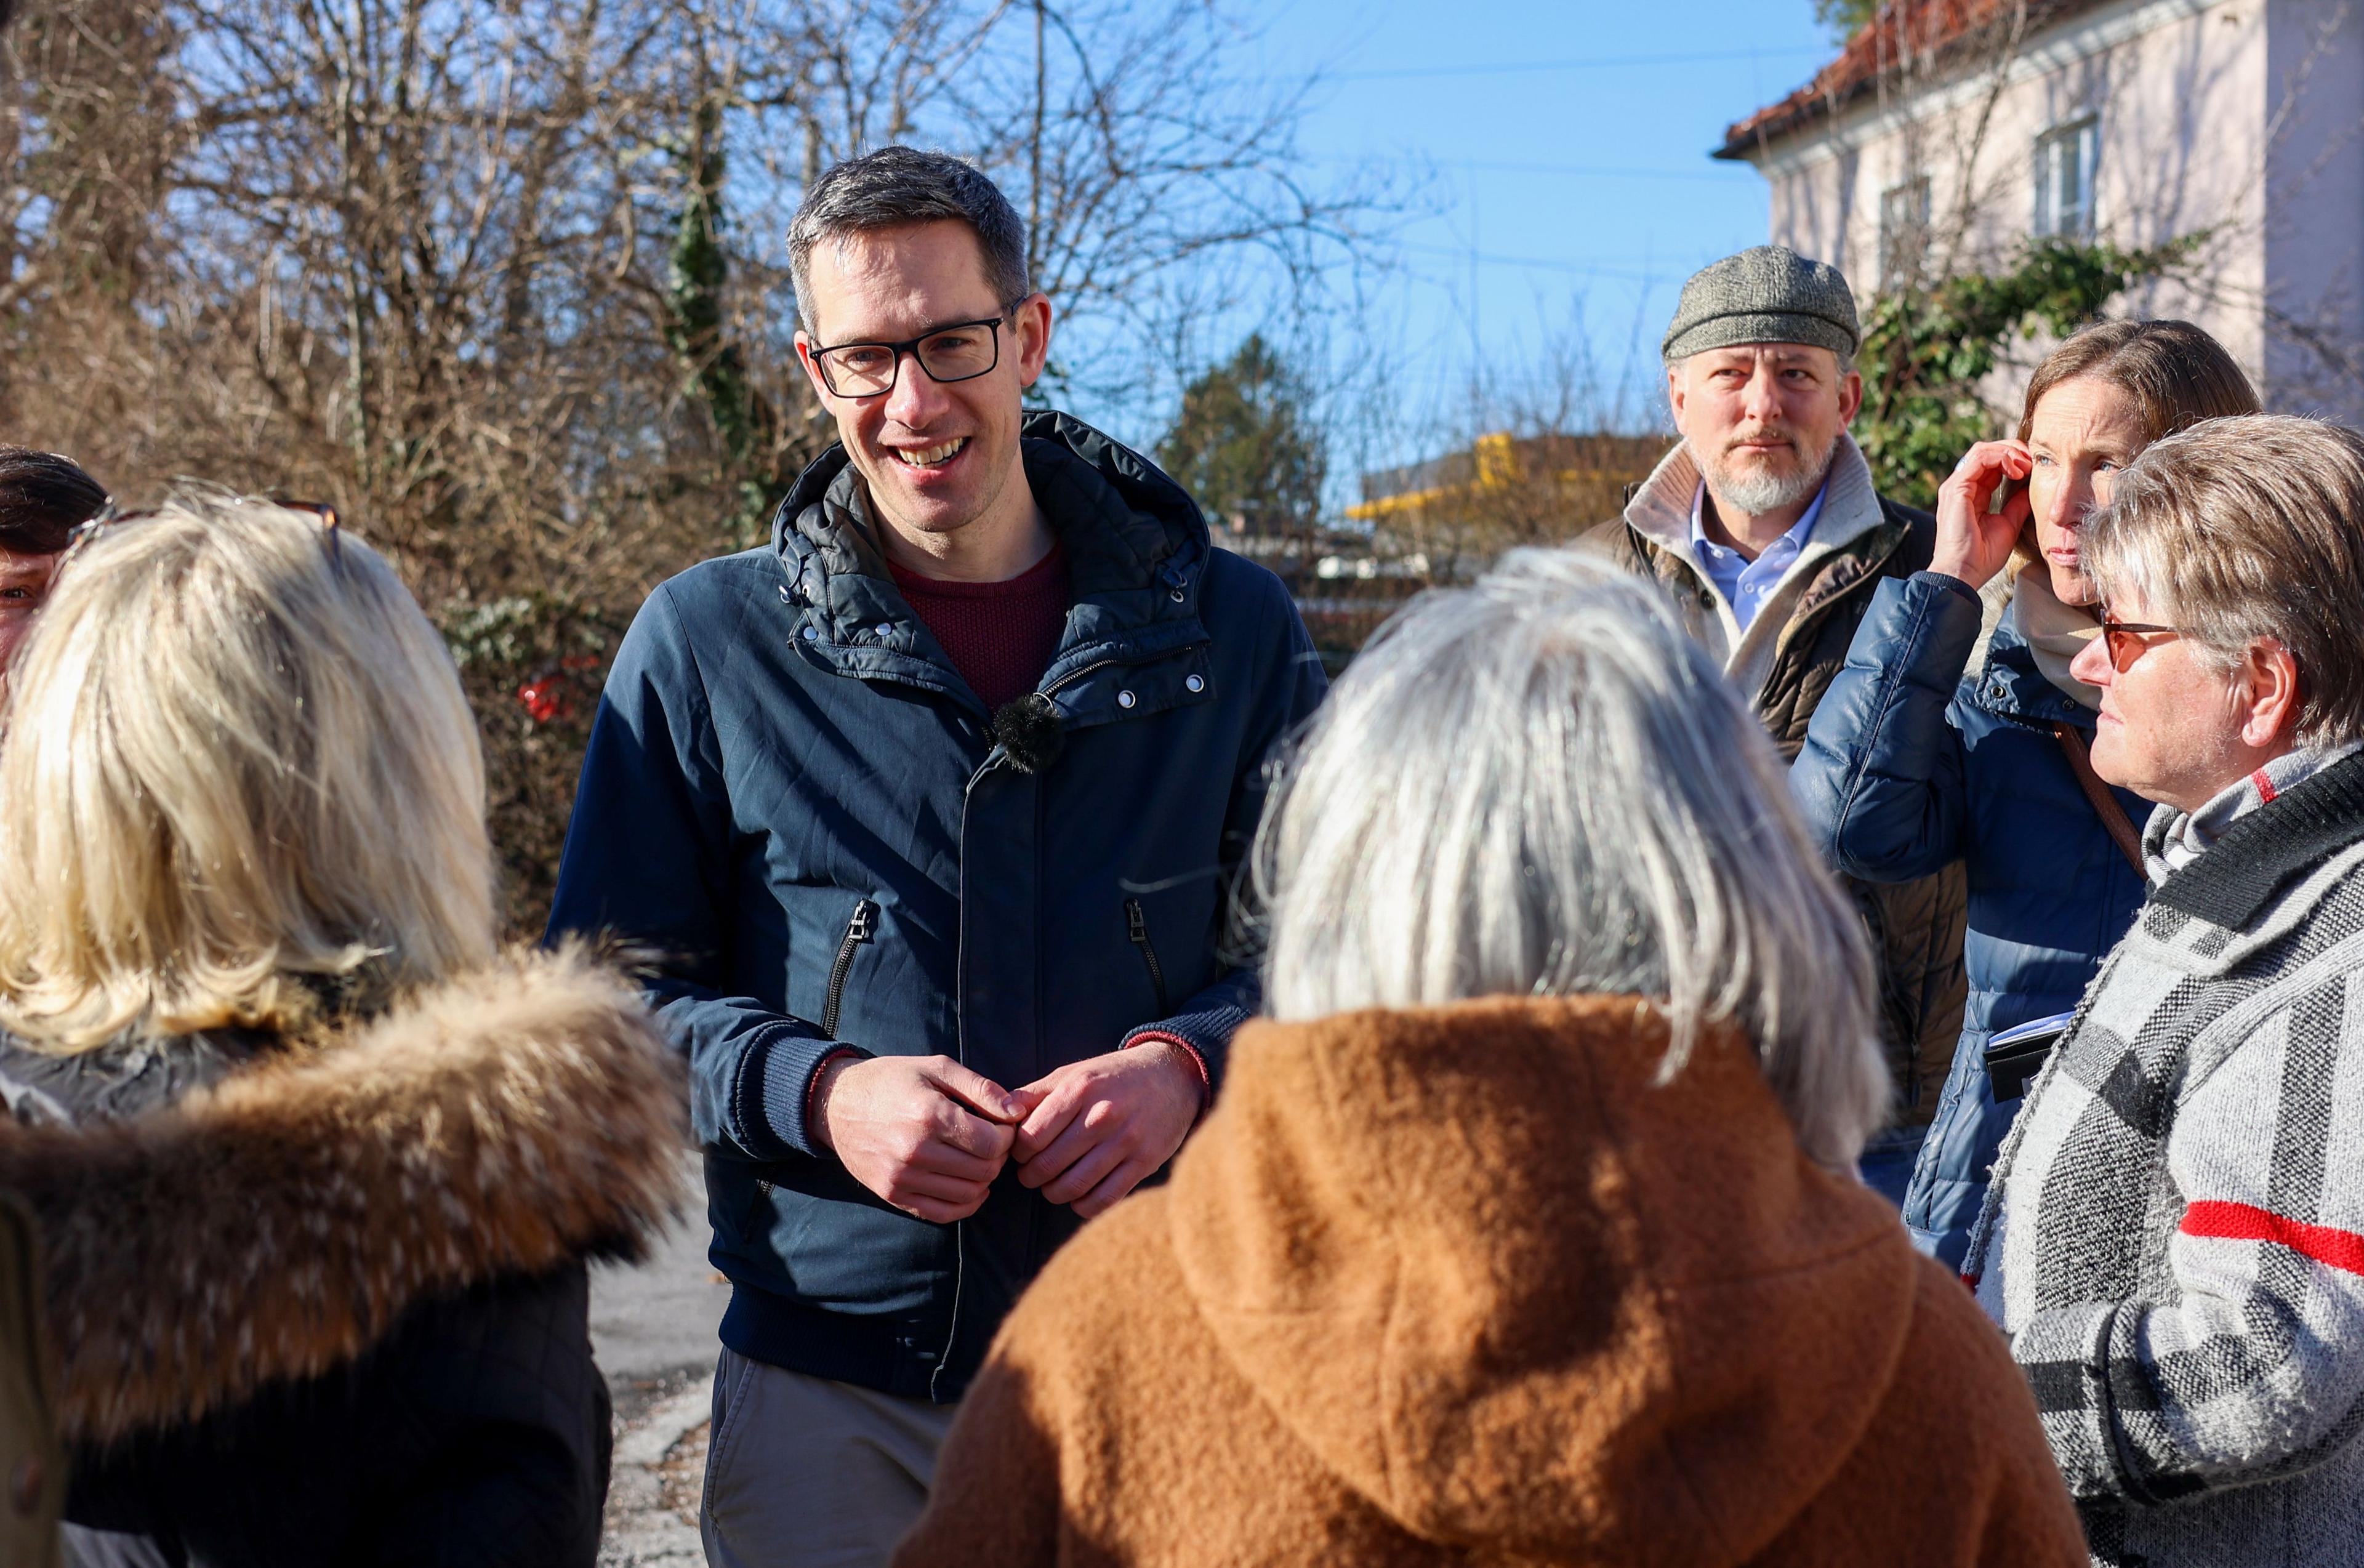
left=811, top=1042, right=1203, bottom=1223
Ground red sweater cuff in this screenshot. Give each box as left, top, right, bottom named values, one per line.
left=803, top=1046, right=867, bottom=1141
left=1123, top=1031, right=1211, bottom=1118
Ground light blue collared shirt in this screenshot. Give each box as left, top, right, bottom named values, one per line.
left=1689, top=480, right=1828, bottom=632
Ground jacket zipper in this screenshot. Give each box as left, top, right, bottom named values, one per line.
left=821, top=899, right=878, bottom=1040
left=1125, top=898, right=1170, bottom=1016
left=929, top=653, right=1199, bottom=1397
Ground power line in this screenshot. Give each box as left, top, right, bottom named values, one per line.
left=1316, top=154, right=1751, bottom=182
left=1322, top=46, right=1826, bottom=82
left=1394, top=241, right=1679, bottom=282
left=1458, top=158, right=1751, bottom=182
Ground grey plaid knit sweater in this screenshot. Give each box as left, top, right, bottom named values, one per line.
left=1966, top=751, right=2364, bottom=1567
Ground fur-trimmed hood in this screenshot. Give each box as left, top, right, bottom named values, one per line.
left=0, top=944, right=686, bottom=1445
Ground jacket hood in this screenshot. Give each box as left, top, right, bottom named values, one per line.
left=770, top=409, right=1210, bottom=677
left=0, top=944, right=686, bottom=1445
left=1164, top=995, right=1920, bottom=1565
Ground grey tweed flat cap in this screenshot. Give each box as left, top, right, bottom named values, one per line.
left=1661, top=245, right=1860, bottom=363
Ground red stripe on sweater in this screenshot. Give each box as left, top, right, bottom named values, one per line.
left=2253, top=768, right=2279, bottom=803
left=2181, top=1200, right=2364, bottom=1277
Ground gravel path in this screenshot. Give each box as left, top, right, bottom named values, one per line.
left=593, top=1156, right=728, bottom=1566
left=600, top=1367, right=714, bottom=1567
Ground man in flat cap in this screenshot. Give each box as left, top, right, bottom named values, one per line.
left=1583, top=244, right=1964, bottom=1204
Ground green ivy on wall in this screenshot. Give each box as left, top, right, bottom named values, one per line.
left=1855, top=237, right=2194, bottom=507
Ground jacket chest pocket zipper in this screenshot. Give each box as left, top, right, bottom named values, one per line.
left=759, top=899, right=877, bottom=1205
left=821, top=899, right=878, bottom=1039
left=1125, top=898, right=1170, bottom=1016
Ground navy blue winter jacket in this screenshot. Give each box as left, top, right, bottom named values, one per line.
left=1791, top=572, right=2148, bottom=1267
left=547, top=412, right=1326, bottom=1401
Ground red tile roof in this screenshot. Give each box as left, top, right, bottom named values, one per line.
left=1715, top=0, right=2107, bottom=159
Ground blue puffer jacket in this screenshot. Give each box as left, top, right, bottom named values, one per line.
left=1791, top=571, right=2148, bottom=1266
left=547, top=411, right=1325, bottom=1401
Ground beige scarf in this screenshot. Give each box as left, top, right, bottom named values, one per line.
left=2006, top=563, right=2104, bottom=712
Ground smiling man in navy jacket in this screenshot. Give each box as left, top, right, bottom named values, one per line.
left=547, top=146, right=1325, bottom=1567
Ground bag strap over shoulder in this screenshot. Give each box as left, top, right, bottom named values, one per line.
left=2052, top=722, right=2146, bottom=877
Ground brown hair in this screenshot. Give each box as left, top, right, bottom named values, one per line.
left=2016, top=320, right=2260, bottom=447
left=0, top=446, right=107, bottom=557
left=2086, top=416, right=2364, bottom=749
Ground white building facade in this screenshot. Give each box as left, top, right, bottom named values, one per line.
left=1719, top=0, right=2364, bottom=421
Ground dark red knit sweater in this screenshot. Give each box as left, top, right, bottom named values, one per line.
left=888, top=541, right=1072, bottom=712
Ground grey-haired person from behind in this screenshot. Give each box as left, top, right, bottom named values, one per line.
left=894, top=550, right=2085, bottom=1568
left=1969, top=415, right=2364, bottom=1567
left=1582, top=244, right=1964, bottom=1205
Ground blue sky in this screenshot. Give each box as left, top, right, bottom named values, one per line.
left=1236, top=0, right=1839, bottom=472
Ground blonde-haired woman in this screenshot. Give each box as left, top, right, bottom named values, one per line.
left=0, top=497, right=681, bottom=1567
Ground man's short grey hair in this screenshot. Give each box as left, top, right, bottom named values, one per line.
left=787, top=146, right=1031, bottom=336
left=2086, top=414, right=2364, bottom=750
left=1255, top=549, right=1890, bottom=1170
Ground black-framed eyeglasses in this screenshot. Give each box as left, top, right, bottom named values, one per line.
left=808, top=310, right=1019, bottom=399
left=58, top=497, right=344, bottom=576
left=2097, top=617, right=2182, bottom=672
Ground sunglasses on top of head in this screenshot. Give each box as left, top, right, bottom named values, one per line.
left=57, top=498, right=345, bottom=575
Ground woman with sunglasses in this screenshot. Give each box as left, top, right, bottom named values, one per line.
left=1791, top=320, right=2258, bottom=1266
left=1969, top=416, right=2364, bottom=1567
left=0, top=496, right=682, bottom=1567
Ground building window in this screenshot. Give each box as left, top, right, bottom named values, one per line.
left=2032, top=116, right=2099, bottom=239
left=1879, top=177, right=1932, bottom=289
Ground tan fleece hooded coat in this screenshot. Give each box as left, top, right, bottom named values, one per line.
left=893, top=997, right=2084, bottom=1568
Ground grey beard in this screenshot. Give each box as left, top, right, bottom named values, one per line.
left=1699, top=430, right=1838, bottom=517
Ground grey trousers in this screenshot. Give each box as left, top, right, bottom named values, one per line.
left=700, top=1348, right=962, bottom=1568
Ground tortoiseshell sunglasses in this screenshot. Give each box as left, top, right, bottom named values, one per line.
left=57, top=498, right=344, bottom=576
